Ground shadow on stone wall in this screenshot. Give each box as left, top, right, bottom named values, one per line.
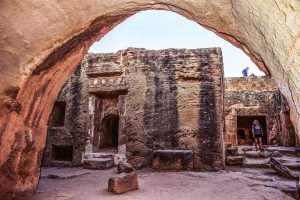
left=143, top=52, right=179, bottom=154
left=198, top=49, right=223, bottom=171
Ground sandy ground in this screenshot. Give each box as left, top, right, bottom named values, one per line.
left=17, top=167, right=297, bottom=200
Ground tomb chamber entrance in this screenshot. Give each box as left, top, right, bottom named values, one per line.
left=100, top=114, right=119, bottom=149
left=237, top=115, right=267, bottom=145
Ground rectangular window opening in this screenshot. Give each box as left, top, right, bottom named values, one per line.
left=52, top=145, right=73, bottom=162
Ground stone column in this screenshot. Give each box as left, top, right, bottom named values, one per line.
left=224, top=110, right=238, bottom=145
left=85, top=95, right=96, bottom=153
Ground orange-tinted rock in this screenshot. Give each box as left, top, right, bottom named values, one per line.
left=108, top=172, right=138, bottom=194
left=0, top=0, right=300, bottom=196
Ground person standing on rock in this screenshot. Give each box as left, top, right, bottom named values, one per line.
left=252, top=120, right=264, bottom=151
left=242, top=67, right=249, bottom=77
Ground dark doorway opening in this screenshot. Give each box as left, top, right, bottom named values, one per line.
left=237, top=116, right=267, bottom=145
left=100, top=114, right=119, bottom=149
left=237, top=129, right=245, bottom=139
left=52, top=145, right=73, bottom=162
left=50, top=102, right=66, bottom=127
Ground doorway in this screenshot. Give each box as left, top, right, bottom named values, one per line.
left=237, top=116, right=267, bottom=145
left=100, top=114, right=119, bottom=149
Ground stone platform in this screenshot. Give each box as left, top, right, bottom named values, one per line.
left=82, top=152, right=116, bottom=170
left=152, top=150, right=194, bottom=171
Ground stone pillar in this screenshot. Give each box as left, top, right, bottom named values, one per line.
left=224, top=111, right=237, bottom=145
left=116, top=94, right=127, bottom=164
left=86, top=95, right=96, bottom=153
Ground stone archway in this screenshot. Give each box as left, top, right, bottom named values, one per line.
left=0, top=0, right=299, bottom=195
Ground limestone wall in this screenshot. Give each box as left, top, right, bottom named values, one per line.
left=224, top=76, right=296, bottom=146
left=225, top=76, right=278, bottom=91
left=1, top=1, right=300, bottom=195
left=43, top=48, right=225, bottom=171
left=43, top=64, right=89, bottom=166
left=123, top=48, right=224, bottom=170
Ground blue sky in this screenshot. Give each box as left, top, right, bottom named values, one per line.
left=89, top=10, right=265, bottom=77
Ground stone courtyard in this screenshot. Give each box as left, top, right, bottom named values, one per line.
left=0, top=1, right=300, bottom=199
left=32, top=48, right=299, bottom=200
left=16, top=166, right=297, bottom=200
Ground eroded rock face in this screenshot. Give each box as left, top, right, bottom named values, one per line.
left=152, top=150, right=194, bottom=171
left=0, top=0, right=300, bottom=195
left=224, top=76, right=296, bottom=146
left=43, top=48, right=224, bottom=171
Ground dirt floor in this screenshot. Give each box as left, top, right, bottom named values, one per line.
left=17, top=167, right=297, bottom=200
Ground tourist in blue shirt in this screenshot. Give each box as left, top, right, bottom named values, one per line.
left=252, top=120, right=264, bottom=151
left=242, top=67, right=249, bottom=77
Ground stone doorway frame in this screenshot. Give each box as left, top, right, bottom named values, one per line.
left=236, top=115, right=268, bottom=145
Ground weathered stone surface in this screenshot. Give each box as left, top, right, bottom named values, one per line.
left=241, top=147, right=254, bottom=154
left=226, top=156, right=244, bottom=165
left=0, top=0, right=300, bottom=195
left=83, top=158, right=114, bottom=170
left=270, top=157, right=297, bottom=180
left=83, top=152, right=115, bottom=160
left=224, top=77, right=296, bottom=146
left=108, top=172, right=138, bottom=194
left=44, top=171, right=90, bottom=180
left=242, top=158, right=270, bottom=168
left=21, top=167, right=298, bottom=200
left=271, top=151, right=281, bottom=157
left=241, top=151, right=276, bottom=159
left=117, top=161, right=134, bottom=174
left=244, top=151, right=262, bottom=158
left=152, top=150, right=194, bottom=171
left=226, top=147, right=238, bottom=156
left=43, top=48, right=224, bottom=172
left=276, top=156, right=300, bottom=171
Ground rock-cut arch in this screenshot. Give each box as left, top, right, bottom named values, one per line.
left=0, top=0, right=299, bottom=195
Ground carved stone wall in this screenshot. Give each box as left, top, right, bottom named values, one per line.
left=43, top=48, right=225, bottom=171
left=1, top=1, right=300, bottom=195
left=43, top=63, right=89, bottom=166
left=224, top=76, right=296, bottom=147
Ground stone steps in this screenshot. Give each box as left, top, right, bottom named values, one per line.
left=265, top=146, right=300, bottom=157
left=276, top=156, right=300, bottom=171
left=226, top=156, right=244, bottom=165
left=226, top=146, right=300, bottom=172
left=242, top=158, right=270, bottom=168
left=237, top=150, right=281, bottom=158
left=83, top=157, right=114, bottom=170
left=228, top=156, right=300, bottom=171
left=236, top=146, right=299, bottom=156
left=83, top=152, right=115, bottom=159
left=82, top=152, right=116, bottom=170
